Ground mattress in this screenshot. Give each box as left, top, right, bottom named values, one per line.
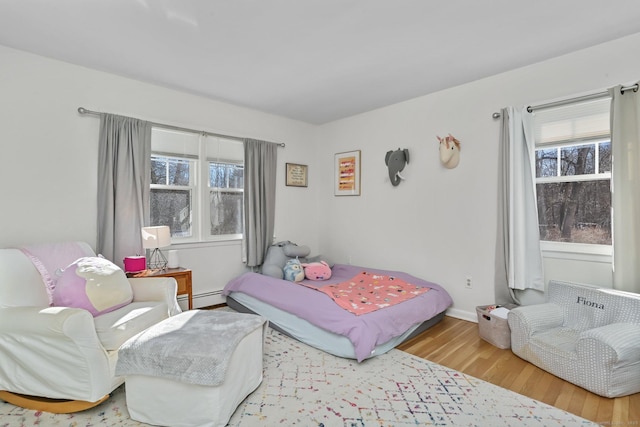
left=223, top=264, right=453, bottom=361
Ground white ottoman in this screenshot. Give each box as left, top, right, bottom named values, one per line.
left=116, top=310, right=266, bottom=427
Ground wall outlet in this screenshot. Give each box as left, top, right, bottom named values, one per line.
left=465, top=276, right=472, bottom=289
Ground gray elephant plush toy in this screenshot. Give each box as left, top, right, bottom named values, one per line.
left=261, top=241, right=332, bottom=279
left=385, top=148, right=410, bottom=186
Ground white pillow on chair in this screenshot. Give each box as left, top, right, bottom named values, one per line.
left=53, top=256, right=133, bottom=316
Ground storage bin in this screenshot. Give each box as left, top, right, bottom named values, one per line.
left=476, top=304, right=517, bottom=349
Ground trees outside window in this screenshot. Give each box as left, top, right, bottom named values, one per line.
left=149, top=128, right=243, bottom=242
left=535, top=142, right=611, bottom=244
left=208, top=161, right=243, bottom=236
left=533, top=97, right=611, bottom=246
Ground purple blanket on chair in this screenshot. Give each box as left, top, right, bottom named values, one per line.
left=223, top=264, right=453, bottom=361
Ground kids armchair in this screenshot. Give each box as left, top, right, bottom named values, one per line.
left=508, top=280, right=640, bottom=398
left=0, top=241, right=181, bottom=412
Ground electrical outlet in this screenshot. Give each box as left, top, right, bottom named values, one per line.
left=465, top=276, right=472, bottom=289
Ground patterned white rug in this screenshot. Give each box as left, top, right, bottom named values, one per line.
left=0, top=329, right=596, bottom=426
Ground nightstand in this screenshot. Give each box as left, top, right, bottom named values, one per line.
left=127, top=267, right=193, bottom=309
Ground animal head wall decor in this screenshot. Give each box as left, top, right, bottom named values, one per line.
left=437, top=134, right=461, bottom=169
left=385, top=148, right=410, bottom=186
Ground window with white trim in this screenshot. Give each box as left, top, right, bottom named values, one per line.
left=149, top=128, right=244, bottom=242
left=532, top=97, right=611, bottom=246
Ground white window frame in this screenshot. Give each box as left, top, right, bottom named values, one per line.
left=150, top=128, right=244, bottom=244
left=150, top=154, right=198, bottom=241
left=203, top=158, right=244, bottom=242
left=532, top=99, right=613, bottom=259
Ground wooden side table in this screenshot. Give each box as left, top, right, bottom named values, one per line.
left=127, top=267, right=193, bottom=309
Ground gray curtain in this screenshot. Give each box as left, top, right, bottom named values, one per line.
left=495, top=107, right=545, bottom=305
left=97, top=114, right=151, bottom=267
left=610, top=83, right=640, bottom=293
left=243, top=138, right=277, bottom=267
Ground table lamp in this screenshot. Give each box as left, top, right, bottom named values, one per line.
left=141, top=226, right=171, bottom=269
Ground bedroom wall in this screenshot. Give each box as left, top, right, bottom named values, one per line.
left=314, top=32, right=640, bottom=321
left=3, top=32, right=640, bottom=318
left=0, top=44, right=319, bottom=309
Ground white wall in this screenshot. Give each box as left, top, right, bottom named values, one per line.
left=0, top=44, right=319, bottom=308
left=314, top=32, right=640, bottom=321
left=3, top=32, right=639, bottom=316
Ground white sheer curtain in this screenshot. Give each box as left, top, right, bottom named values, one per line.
left=610, top=83, right=640, bottom=293
left=497, top=107, right=545, bottom=298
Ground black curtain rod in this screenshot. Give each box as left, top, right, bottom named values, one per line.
left=77, top=107, right=285, bottom=147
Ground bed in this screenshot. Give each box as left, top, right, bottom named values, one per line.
left=222, top=263, right=453, bottom=362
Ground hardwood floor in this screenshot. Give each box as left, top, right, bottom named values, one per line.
left=397, top=316, right=640, bottom=426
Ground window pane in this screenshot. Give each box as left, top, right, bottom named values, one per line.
left=561, top=144, right=595, bottom=176
left=209, top=162, right=226, bottom=188
left=599, top=141, right=611, bottom=173
left=228, top=164, right=244, bottom=189
left=536, top=148, right=557, bottom=178
left=151, top=157, right=167, bottom=184
left=210, top=190, right=243, bottom=235
left=209, top=162, right=244, bottom=189
left=168, top=158, right=190, bottom=185
left=152, top=156, right=191, bottom=186
left=150, top=188, right=192, bottom=238
left=537, top=180, right=611, bottom=244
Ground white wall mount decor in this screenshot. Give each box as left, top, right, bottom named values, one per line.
left=437, top=134, right=460, bottom=169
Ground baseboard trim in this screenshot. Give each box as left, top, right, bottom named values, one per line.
left=190, top=290, right=225, bottom=309
left=189, top=291, right=480, bottom=324
left=445, top=307, right=477, bottom=323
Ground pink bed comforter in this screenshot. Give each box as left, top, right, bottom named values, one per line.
left=222, top=264, right=453, bottom=361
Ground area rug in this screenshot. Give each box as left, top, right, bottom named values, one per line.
left=0, top=329, right=596, bottom=426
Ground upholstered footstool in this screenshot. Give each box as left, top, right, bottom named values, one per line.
left=116, top=309, right=267, bottom=427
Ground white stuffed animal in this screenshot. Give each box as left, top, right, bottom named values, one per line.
left=437, top=134, right=461, bottom=169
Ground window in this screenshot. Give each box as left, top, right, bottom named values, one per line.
left=151, top=155, right=194, bottom=238
left=208, top=161, right=244, bottom=236
left=149, top=128, right=244, bottom=242
left=532, top=97, right=611, bottom=246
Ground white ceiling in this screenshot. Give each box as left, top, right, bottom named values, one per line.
left=2, top=1, right=640, bottom=124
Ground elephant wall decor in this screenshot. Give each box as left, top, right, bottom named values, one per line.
left=437, top=134, right=460, bottom=169
left=385, top=148, right=410, bottom=186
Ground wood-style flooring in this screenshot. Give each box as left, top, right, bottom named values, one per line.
left=397, top=315, right=640, bottom=426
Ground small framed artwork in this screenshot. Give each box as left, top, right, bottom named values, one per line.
left=285, top=163, right=308, bottom=187
left=334, top=150, right=361, bottom=196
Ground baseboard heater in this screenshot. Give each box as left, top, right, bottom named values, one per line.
left=183, top=290, right=225, bottom=308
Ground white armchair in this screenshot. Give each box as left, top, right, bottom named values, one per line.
left=508, top=280, right=640, bottom=398
left=0, top=242, right=181, bottom=412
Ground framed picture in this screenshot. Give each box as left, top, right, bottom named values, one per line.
left=334, top=150, right=361, bottom=196
left=285, top=163, right=308, bottom=187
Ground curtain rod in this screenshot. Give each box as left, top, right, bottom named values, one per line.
left=491, top=83, right=639, bottom=119
left=77, top=107, right=285, bottom=147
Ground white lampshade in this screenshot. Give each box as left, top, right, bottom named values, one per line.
left=141, top=226, right=171, bottom=249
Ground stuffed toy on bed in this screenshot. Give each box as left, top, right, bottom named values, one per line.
left=283, top=258, right=305, bottom=282
left=302, top=261, right=332, bottom=280
left=261, top=240, right=333, bottom=280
